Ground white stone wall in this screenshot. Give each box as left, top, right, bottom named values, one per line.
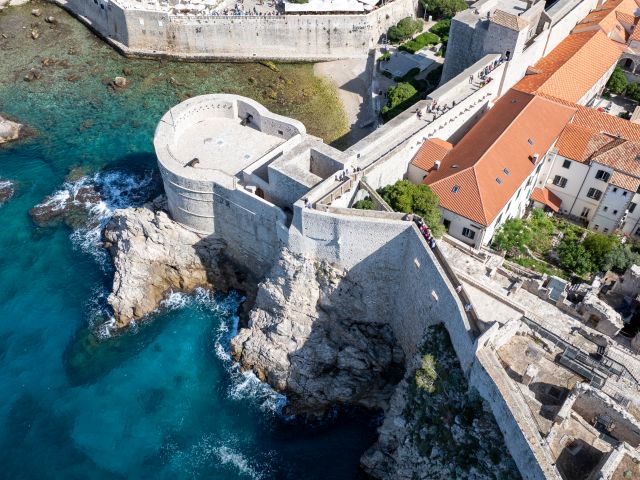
left=56, top=0, right=418, bottom=61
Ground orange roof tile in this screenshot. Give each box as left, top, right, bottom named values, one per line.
left=631, top=21, right=640, bottom=40
left=531, top=187, right=562, bottom=212
left=610, top=170, right=640, bottom=190
left=573, top=0, right=640, bottom=38
left=411, top=138, right=453, bottom=172
left=513, top=30, right=623, bottom=103
left=422, top=90, right=577, bottom=226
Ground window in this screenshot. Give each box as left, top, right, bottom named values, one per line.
left=630, top=202, right=637, bottom=213
left=623, top=191, right=628, bottom=197
left=595, top=170, right=611, bottom=182
left=496, top=177, right=503, bottom=185
left=580, top=207, right=590, bottom=218
left=604, top=228, right=609, bottom=233
left=613, top=210, right=618, bottom=215
left=636, top=227, right=640, bottom=236
left=553, top=175, right=568, bottom=188
left=536, top=163, right=542, bottom=174
left=526, top=177, right=532, bottom=187
left=451, top=185, right=460, bottom=193
left=587, top=188, right=603, bottom=200
left=503, top=168, right=510, bottom=175
left=562, top=159, right=571, bottom=169
left=603, top=206, right=609, bottom=212
left=594, top=224, right=600, bottom=231
left=613, top=187, right=618, bottom=193
left=462, top=228, right=476, bottom=240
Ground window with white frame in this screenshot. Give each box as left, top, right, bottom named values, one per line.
left=595, top=170, right=611, bottom=182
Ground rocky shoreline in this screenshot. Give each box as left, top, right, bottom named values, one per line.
left=103, top=197, right=256, bottom=329
left=97, top=201, right=520, bottom=479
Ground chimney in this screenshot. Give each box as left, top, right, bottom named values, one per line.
left=531, top=153, right=539, bottom=163
left=434, top=160, right=441, bottom=170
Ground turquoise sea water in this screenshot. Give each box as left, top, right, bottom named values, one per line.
left=0, top=6, right=376, bottom=479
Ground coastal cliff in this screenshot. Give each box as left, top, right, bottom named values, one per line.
left=103, top=197, right=254, bottom=328
left=230, top=250, right=405, bottom=413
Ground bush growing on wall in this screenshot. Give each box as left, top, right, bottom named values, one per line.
left=627, top=82, right=640, bottom=102
left=378, top=180, right=445, bottom=235
left=387, top=17, right=424, bottom=43
left=353, top=197, right=375, bottom=210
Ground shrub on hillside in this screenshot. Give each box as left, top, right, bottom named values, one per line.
left=387, top=17, right=423, bottom=43
left=415, top=354, right=438, bottom=393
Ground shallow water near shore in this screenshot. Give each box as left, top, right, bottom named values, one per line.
left=0, top=2, right=374, bottom=479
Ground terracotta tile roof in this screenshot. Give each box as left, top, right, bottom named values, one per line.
left=490, top=9, right=529, bottom=31
left=422, top=90, right=577, bottom=226
left=410, top=138, right=453, bottom=172
left=531, top=187, right=562, bottom=212
left=552, top=98, right=640, bottom=191
left=573, top=0, right=640, bottom=38
left=513, top=30, right=623, bottom=103
left=631, top=21, right=640, bottom=40
left=610, top=170, right=640, bottom=190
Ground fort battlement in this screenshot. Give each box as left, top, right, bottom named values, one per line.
left=52, top=0, right=418, bottom=61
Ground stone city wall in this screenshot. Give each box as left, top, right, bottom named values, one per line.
left=54, top=0, right=418, bottom=61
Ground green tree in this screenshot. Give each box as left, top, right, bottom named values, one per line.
left=491, top=218, right=532, bottom=256
left=420, top=0, right=467, bottom=19
left=583, top=233, right=619, bottom=269
left=381, top=82, right=419, bottom=121
left=430, top=18, right=451, bottom=38
left=353, top=197, right=375, bottom=210
left=415, top=353, right=438, bottom=393
left=606, top=67, right=628, bottom=95
left=603, top=244, right=640, bottom=272
left=378, top=180, right=445, bottom=235
left=387, top=17, right=423, bottom=43
left=627, top=83, right=640, bottom=102
left=558, top=240, right=594, bottom=276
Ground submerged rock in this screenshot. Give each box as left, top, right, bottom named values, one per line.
left=0, top=115, right=22, bottom=144
left=0, top=179, right=15, bottom=205
left=231, top=250, right=405, bottom=414
left=29, top=182, right=101, bottom=228
left=103, top=198, right=252, bottom=328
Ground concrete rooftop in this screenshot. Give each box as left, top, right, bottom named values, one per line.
left=174, top=118, right=284, bottom=175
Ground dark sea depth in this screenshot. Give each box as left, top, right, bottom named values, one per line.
left=0, top=2, right=375, bottom=479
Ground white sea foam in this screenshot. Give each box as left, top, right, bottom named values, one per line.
left=213, top=445, right=264, bottom=479
left=65, top=169, right=155, bottom=267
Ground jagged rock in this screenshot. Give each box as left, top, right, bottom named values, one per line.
left=31, top=8, right=40, bottom=16
left=103, top=198, right=252, bottom=328
left=0, top=115, right=22, bottom=144
left=44, top=15, right=57, bottom=24
left=231, top=250, right=405, bottom=414
left=0, top=180, right=15, bottom=204
left=29, top=183, right=101, bottom=228
left=30, top=28, right=40, bottom=40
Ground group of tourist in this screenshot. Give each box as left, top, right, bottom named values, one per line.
left=414, top=217, right=437, bottom=250
left=334, top=166, right=362, bottom=181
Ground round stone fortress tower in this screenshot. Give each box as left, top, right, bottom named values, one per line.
left=154, top=94, right=306, bottom=234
